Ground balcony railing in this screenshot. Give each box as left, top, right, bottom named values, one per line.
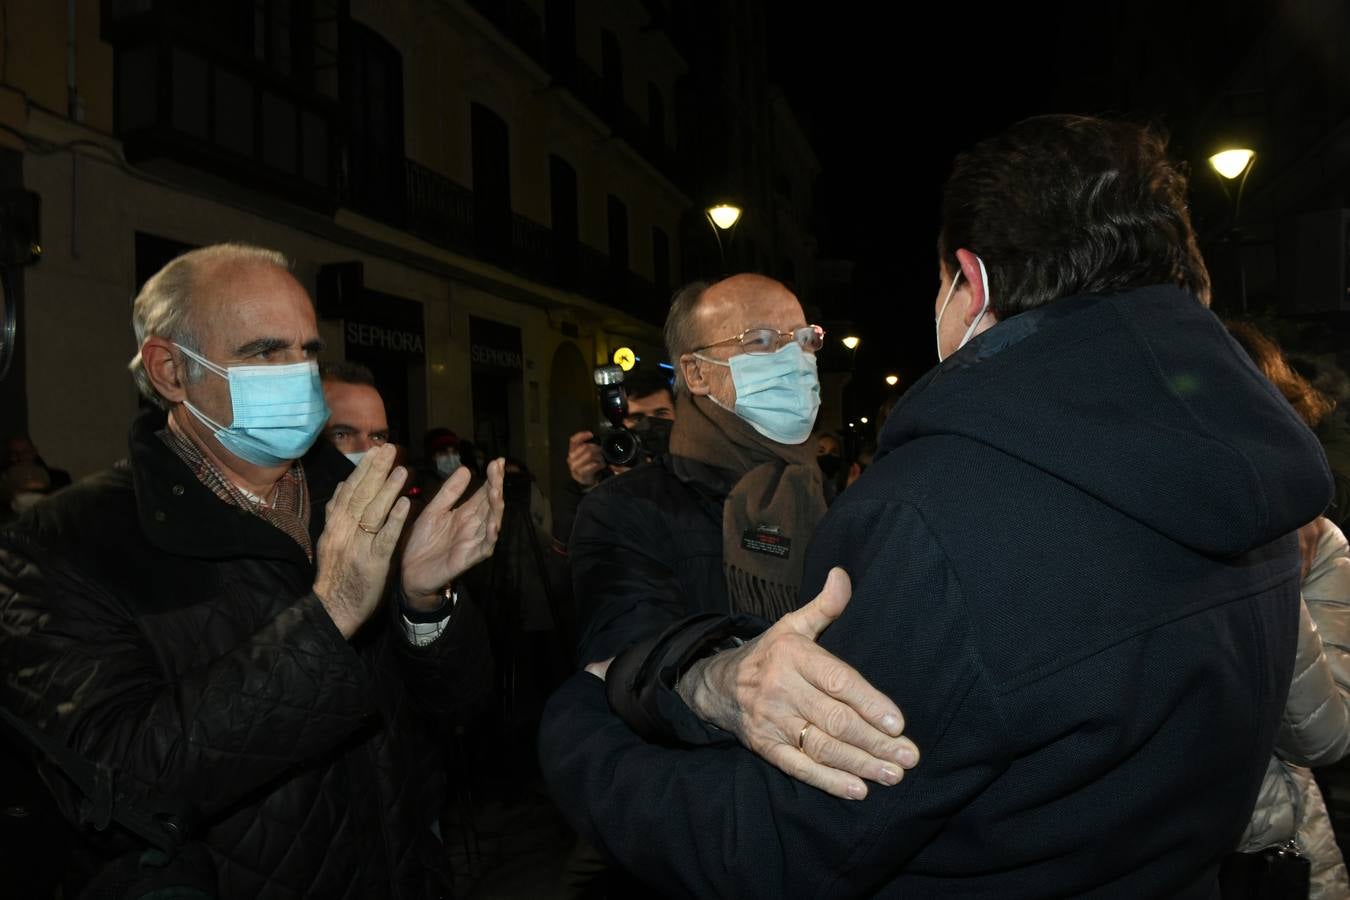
left=103, top=0, right=341, bottom=211
left=404, top=160, right=475, bottom=254
left=459, top=5, right=687, bottom=188
left=373, top=160, right=667, bottom=325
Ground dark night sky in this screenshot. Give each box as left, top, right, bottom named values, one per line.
left=768, top=1, right=1282, bottom=415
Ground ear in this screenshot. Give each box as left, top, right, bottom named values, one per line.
left=680, top=353, right=712, bottom=397
left=953, top=248, right=988, bottom=326
left=141, top=337, right=189, bottom=404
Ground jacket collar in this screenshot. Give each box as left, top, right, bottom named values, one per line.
left=128, top=407, right=350, bottom=564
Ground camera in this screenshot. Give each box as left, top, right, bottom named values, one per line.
left=592, top=365, right=672, bottom=467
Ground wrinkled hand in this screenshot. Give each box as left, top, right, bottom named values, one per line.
left=677, top=568, right=919, bottom=800
left=314, top=444, right=413, bottom=638
left=567, top=431, right=607, bottom=487
left=1299, top=517, right=1329, bottom=581
left=400, top=457, right=506, bottom=609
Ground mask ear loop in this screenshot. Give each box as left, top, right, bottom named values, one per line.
left=172, top=342, right=229, bottom=379
left=171, top=343, right=232, bottom=434
left=935, top=270, right=964, bottom=363
left=958, top=256, right=993, bottom=348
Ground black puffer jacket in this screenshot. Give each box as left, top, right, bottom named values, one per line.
left=0, top=410, right=492, bottom=899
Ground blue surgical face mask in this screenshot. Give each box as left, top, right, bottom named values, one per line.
left=935, top=255, right=993, bottom=362
left=435, top=451, right=461, bottom=478
left=695, top=342, right=820, bottom=445
left=174, top=343, right=329, bottom=467
left=344, top=451, right=367, bottom=467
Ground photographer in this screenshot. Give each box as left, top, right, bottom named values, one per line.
left=551, top=366, right=676, bottom=552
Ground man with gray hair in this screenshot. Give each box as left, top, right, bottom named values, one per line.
left=0, top=243, right=504, bottom=897
left=557, top=273, right=919, bottom=804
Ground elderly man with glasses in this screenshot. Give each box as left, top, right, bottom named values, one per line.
left=554, top=274, right=919, bottom=814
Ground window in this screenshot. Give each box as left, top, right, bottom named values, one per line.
left=471, top=103, right=512, bottom=264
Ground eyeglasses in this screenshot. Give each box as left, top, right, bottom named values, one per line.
left=695, top=324, right=825, bottom=356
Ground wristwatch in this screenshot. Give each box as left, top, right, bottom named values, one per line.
left=402, top=582, right=458, bottom=623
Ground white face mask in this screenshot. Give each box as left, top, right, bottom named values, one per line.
left=935, top=256, right=993, bottom=362
left=343, top=451, right=367, bottom=467
left=435, top=451, right=461, bottom=478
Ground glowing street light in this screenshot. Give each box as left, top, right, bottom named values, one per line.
left=841, top=336, right=860, bottom=350
left=1208, top=146, right=1258, bottom=312
left=706, top=204, right=741, bottom=230
left=885, top=374, right=899, bottom=386
left=704, top=204, right=742, bottom=271
left=860, top=417, right=869, bottom=424
left=1208, top=149, right=1255, bottom=180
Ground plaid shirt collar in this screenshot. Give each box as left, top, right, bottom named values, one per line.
left=158, top=425, right=313, bottom=561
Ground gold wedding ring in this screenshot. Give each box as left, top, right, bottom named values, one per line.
left=357, top=521, right=381, bottom=535
left=798, top=723, right=812, bottom=752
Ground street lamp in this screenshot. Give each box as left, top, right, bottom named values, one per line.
left=1208, top=149, right=1256, bottom=221
left=707, top=205, right=741, bottom=230
left=705, top=204, right=741, bottom=272
left=1208, top=147, right=1257, bottom=312
left=841, top=335, right=860, bottom=350
left=1209, top=149, right=1254, bottom=181
left=885, top=374, right=899, bottom=387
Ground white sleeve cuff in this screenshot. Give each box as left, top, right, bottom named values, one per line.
left=401, top=611, right=452, bottom=646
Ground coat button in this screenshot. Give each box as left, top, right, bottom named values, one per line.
left=171, top=484, right=185, bottom=496
left=154, top=511, right=166, bottom=523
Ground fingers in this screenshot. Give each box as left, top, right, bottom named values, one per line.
left=782, top=568, right=853, bottom=640
left=759, top=642, right=914, bottom=783
left=359, top=465, right=408, bottom=533
left=793, top=686, right=919, bottom=772
left=485, top=458, right=505, bottom=541
left=373, top=496, right=411, bottom=557
left=346, top=444, right=396, bottom=514
left=568, top=435, right=605, bottom=484
left=792, top=637, right=905, bottom=738
left=762, top=741, right=869, bottom=801
left=799, top=718, right=916, bottom=790
left=424, top=463, right=473, bottom=516
left=326, top=477, right=348, bottom=518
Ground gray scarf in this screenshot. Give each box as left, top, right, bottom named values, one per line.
left=669, top=394, right=827, bottom=621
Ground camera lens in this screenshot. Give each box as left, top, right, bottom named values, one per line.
left=601, top=429, right=639, bottom=467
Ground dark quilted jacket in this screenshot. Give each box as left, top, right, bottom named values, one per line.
left=0, top=409, right=492, bottom=899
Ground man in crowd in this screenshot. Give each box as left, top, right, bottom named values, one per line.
left=540, top=116, right=1332, bottom=896
left=320, top=360, right=391, bottom=466
left=551, top=365, right=678, bottom=551
left=0, top=243, right=504, bottom=898
left=565, top=273, right=919, bottom=800
left=4, top=434, right=71, bottom=490
left=816, top=431, right=845, bottom=504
